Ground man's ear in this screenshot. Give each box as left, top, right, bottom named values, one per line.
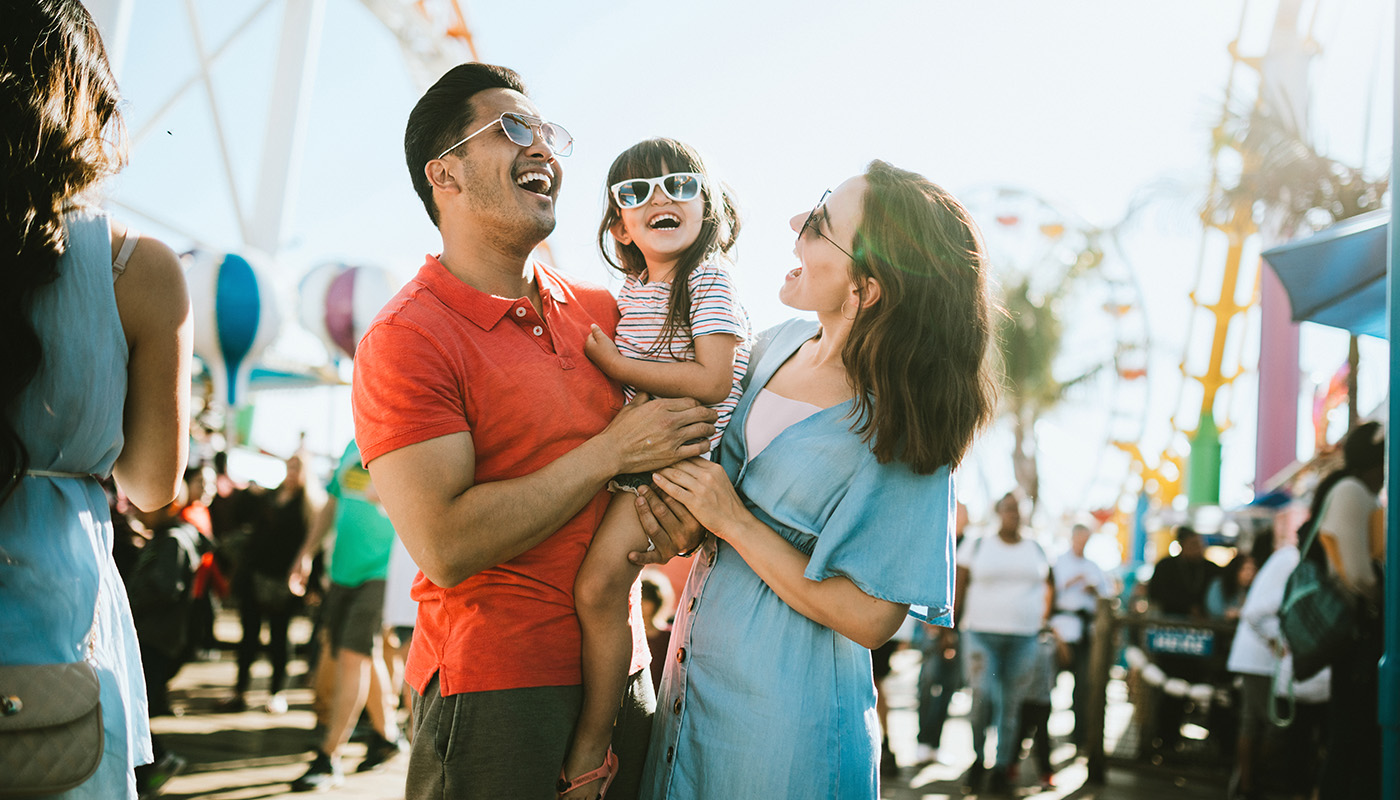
left=424, top=159, right=458, bottom=197
left=611, top=219, right=633, bottom=247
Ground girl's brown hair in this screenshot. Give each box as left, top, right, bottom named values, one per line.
left=597, top=138, right=740, bottom=356
left=842, top=160, right=1000, bottom=475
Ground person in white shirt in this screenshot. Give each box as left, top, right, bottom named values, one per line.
left=1050, top=523, right=1111, bottom=747
left=954, top=493, right=1053, bottom=794
left=1226, top=531, right=1329, bottom=800
left=1309, top=421, right=1385, bottom=800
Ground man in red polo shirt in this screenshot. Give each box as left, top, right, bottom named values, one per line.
left=351, top=63, right=715, bottom=800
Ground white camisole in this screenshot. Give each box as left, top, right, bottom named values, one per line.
left=745, top=389, right=823, bottom=459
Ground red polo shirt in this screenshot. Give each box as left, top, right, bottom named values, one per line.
left=352, top=255, right=648, bottom=695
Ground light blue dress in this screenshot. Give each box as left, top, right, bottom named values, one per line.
left=0, top=210, right=152, bottom=799
left=641, top=319, right=956, bottom=799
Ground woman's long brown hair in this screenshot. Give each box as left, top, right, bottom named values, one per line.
left=842, top=160, right=999, bottom=475
left=1, top=0, right=127, bottom=502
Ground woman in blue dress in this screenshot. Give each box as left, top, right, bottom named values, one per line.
left=1, top=2, right=193, bottom=797
left=637, top=161, right=999, bottom=798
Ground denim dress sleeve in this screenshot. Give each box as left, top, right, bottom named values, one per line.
left=802, top=457, right=956, bottom=625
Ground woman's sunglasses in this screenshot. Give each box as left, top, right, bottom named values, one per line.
left=799, top=189, right=856, bottom=261
left=609, top=172, right=703, bottom=209
left=436, top=112, right=574, bottom=160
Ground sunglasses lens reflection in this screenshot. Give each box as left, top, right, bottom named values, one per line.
left=541, top=122, right=573, bottom=156
left=499, top=114, right=534, bottom=147
left=800, top=189, right=831, bottom=238
left=664, top=174, right=700, bottom=201
left=616, top=181, right=652, bottom=208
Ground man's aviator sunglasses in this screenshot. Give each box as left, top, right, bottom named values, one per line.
left=610, top=173, right=703, bottom=209
left=436, top=112, right=574, bottom=160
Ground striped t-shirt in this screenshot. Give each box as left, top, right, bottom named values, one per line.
left=614, top=259, right=751, bottom=445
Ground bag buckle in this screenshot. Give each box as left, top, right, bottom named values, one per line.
left=0, top=695, right=22, bottom=716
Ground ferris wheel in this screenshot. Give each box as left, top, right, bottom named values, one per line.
left=88, top=0, right=479, bottom=259
left=81, top=0, right=487, bottom=440
left=963, top=186, right=1152, bottom=516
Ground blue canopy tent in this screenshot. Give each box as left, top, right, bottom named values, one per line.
left=1261, top=208, right=1389, bottom=340
left=1261, top=202, right=1396, bottom=796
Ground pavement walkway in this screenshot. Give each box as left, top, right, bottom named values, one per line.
left=152, top=619, right=1230, bottom=799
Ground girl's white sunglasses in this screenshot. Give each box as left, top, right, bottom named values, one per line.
left=609, top=172, right=703, bottom=208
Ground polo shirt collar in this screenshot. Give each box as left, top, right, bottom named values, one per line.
left=420, top=254, right=568, bottom=330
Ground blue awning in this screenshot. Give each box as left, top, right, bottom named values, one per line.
left=1260, top=208, right=1389, bottom=340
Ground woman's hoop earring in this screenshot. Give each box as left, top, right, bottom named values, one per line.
left=841, top=298, right=857, bottom=321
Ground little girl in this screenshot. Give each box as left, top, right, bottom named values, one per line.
left=560, top=138, right=750, bottom=799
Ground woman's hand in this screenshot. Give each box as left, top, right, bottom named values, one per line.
left=584, top=324, right=623, bottom=375
left=650, top=457, right=751, bottom=540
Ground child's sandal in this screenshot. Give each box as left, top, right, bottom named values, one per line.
left=557, top=748, right=618, bottom=800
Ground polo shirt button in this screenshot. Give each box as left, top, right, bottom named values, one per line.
left=666, top=746, right=674, bottom=763
left=672, top=697, right=682, bottom=714
left=515, top=306, right=526, bottom=317
left=687, top=597, right=696, bottom=613
left=676, top=647, right=686, bottom=663
left=532, top=325, right=543, bottom=336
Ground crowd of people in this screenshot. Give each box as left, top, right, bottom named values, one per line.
left=1, top=3, right=1389, bottom=800
left=94, top=439, right=416, bottom=795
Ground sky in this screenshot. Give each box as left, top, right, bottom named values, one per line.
left=96, top=0, right=1395, bottom=536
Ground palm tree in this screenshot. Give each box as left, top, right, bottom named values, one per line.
left=995, top=239, right=1106, bottom=511
left=1211, top=99, right=1388, bottom=233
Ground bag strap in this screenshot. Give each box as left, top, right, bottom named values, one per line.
left=1268, top=659, right=1295, bottom=728
left=1298, top=492, right=1335, bottom=560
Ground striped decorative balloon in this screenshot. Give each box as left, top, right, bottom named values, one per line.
left=297, top=263, right=396, bottom=361
left=186, top=251, right=283, bottom=409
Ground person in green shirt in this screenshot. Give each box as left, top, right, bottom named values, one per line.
left=288, top=441, right=405, bottom=790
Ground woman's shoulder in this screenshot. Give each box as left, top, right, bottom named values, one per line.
left=760, top=317, right=819, bottom=342
left=110, top=227, right=187, bottom=305
left=744, top=318, right=818, bottom=372
left=110, top=226, right=189, bottom=345
left=1326, top=476, right=1378, bottom=510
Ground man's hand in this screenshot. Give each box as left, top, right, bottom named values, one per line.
left=629, top=485, right=706, bottom=565
left=602, top=393, right=716, bottom=475
left=584, top=324, right=624, bottom=376
left=287, top=554, right=312, bottom=597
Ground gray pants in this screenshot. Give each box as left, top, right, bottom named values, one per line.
left=405, top=668, right=655, bottom=800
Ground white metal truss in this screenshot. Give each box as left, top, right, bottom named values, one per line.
left=84, top=0, right=478, bottom=260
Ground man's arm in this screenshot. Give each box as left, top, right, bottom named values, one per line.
left=288, top=495, right=337, bottom=596
left=942, top=563, right=971, bottom=649
left=1146, top=560, right=1169, bottom=604
left=369, top=395, right=716, bottom=588
left=953, top=564, right=970, bottom=625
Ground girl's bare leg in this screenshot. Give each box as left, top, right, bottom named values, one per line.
left=561, top=492, right=650, bottom=799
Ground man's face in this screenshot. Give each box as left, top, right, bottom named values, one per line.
left=1072, top=527, right=1090, bottom=556
left=446, top=88, right=564, bottom=250
left=1181, top=535, right=1205, bottom=561
left=996, top=497, right=1020, bottom=532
